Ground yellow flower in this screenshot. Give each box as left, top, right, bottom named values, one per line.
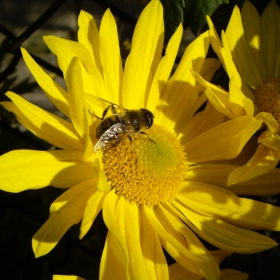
left=1, top=0, right=280, bottom=279
left=193, top=1, right=280, bottom=185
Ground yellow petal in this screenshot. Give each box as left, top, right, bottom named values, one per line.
left=173, top=200, right=277, bottom=253
left=121, top=198, right=147, bottom=279
left=179, top=181, right=280, bottom=231
left=78, top=10, right=102, bottom=74
left=33, top=179, right=95, bottom=257
left=260, top=0, right=280, bottom=78
left=178, top=102, right=224, bottom=144
left=241, top=1, right=266, bottom=82
left=95, top=157, right=111, bottom=193
left=100, top=233, right=126, bottom=280
left=122, top=0, right=164, bottom=109
left=229, top=76, right=254, bottom=117
left=155, top=31, right=210, bottom=132
left=192, top=70, right=235, bottom=119
left=185, top=163, right=234, bottom=188
left=194, top=58, right=221, bottom=94
left=44, top=36, right=93, bottom=78
left=21, top=48, right=70, bottom=118
left=206, top=16, right=224, bottom=65
left=0, top=150, right=94, bottom=192
left=184, top=116, right=262, bottom=164
left=169, top=263, right=202, bottom=280
left=53, top=276, right=85, bottom=280
left=66, top=57, right=86, bottom=138
left=224, top=5, right=265, bottom=87
left=160, top=203, right=220, bottom=280
left=102, top=190, right=128, bottom=268
left=220, top=269, right=249, bottom=280
left=99, top=9, right=123, bottom=104
left=139, top=206, right=168, bottom=280
left=228, top=167, right=280, bottom=196
left=228, top=143, right=280, bottom=185
left=2, top=93, right=84, bottom=151
left=143, top=205, right=207, bottom=263
left=79, top=188, right=105, bottom=239
left=147, top=24, right=183, bottom=113
left=255, top=111, right=279, bottom=135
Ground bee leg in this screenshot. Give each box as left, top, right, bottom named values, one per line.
left=139, top=131, right=156, bottom=145
left=101, top=104, right=118, bottom=120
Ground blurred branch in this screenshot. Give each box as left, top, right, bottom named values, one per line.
left=0, top=49, right=21, bottom=83
left=92, top=0, right=137, bottom=26
left=0, top=26, right=16, bottom=40
left=8, top=0, right=69, bottom=54
left=31, top=54, right=63, bottom=77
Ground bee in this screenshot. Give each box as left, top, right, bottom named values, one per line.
left=86, top=95, right=154, bottom=152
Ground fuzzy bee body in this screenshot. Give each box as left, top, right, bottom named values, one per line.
left=93, top=105, right=154, bottom=152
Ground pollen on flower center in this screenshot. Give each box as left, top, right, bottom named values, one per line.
left=102, top=125, right=186, bottom=206
left=254, top=78, right=280, bottom=132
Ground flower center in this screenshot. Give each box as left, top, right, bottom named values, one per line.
left=102, top=125, right=186, bottom=206
left=254, top=78, right=280, bottom=130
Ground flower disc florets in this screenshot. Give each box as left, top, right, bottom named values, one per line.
left=102, top=125, right=186, bottom=205
left=254, top=78, right=280, bottom=133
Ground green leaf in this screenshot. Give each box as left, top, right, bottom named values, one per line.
left=183, top=0, right=229, bottom=35
left=160, top=0, right=185, bottom=41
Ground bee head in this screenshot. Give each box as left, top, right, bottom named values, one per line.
left=140, top=109, right=154, bottom=129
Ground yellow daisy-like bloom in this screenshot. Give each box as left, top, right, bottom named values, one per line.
left=1, top=0, right=280, bottom=279
left=193, top=1, right=280, bottom=185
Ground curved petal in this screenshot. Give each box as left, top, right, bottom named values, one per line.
left=229, top=167, right=280, bottom=197
left=100, top=234, right=126, bottom=280
left=21, top=48, right=70, bottom=118
left=173, top=200, right=277, bottom=254
left=143, top=205, right=207, bottom=264
left=102, top=191, right=128, bottom=268
left=256, top=112, right=279, bottom=135
left=147, top=24, right=183, bottom=113
left=184, top=116, right=262, bottom=164
left=44, top=36, right=93, bottom=78
left=155, top=31, right=210, bottom=133
left=160, top=203, right=220, bottom=280
left=178, top=102, right=225, bottom=144
left=260, top=0, right=280, bottom=78
left=99, top=9, right=123, bottom=104
left=53, top=276, right=85, bottom=280
left=168, top=263, right=201, bottom=280
left=178, top=182, right=280, bottom=231
left=139, top=206, right=168, bottom=280
left=79, top=188, right=106, bottom=239
left=0, top=150, right=95, bottom=192
left=78, top=10, right=102, bottom=74
left=2, top=93, right=84, bottom=151
left=224, top=5, right=265, bottom=87
left=228, top=143, right=280, bottom=185
left=44, top=36, right=109, bottom=100
left=121, top=198, right=147, bottom=279
left=66, top=57, right=86, bottom=138
left=32, top=179, right=95, bottom=257
left=122, top=0, right=164, bottom=109
left=52, top=275, right=85, bottom=280
left=185, top=163, right=234, bottom=187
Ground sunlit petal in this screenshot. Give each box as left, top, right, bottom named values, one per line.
left=0, top=149, right=94, bottom=192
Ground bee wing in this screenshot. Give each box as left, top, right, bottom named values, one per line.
left=94, top=123, right=128, bottom=152
left=85, top=94, right=126, bottom=119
